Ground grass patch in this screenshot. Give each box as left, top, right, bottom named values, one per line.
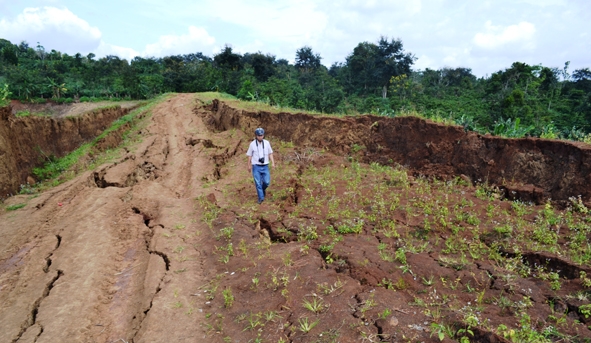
left=14, top=110, right=52, bottom=117
left=15, top=110, right=31, bottom=117
left=6, top=203, right=26, bottom=211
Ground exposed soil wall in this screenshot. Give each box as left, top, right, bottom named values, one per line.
left=202, top=99, right=591, bottom=204
left=0, top=106, right=133, bottom=197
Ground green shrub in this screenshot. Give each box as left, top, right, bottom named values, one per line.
left=493, top=118, right=534, bottom=138
left=540, top=122, right=559, bottom=139
left=0, top=83, right=11, bottom=107
left=55, top=97, right=74, bottom=104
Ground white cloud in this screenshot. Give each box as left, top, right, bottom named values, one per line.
left=414, top=54, right=436, bottom=71
left=143, top=26, right=216, bottom=57
left=95, top=25, right=218, bottom=61
left=473, top=21, right=536, bottom=49
left=94, top=41, right=140, bottom=61
left=0, top=6, right=218, bottom=61
left=206, top=0, right=327, bottom=45
left=0, top=6, right=101, bottom=53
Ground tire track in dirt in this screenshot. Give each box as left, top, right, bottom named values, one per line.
left=126, top=94, right=228, bottom=343
left=0, top=94, right=244, bottom=342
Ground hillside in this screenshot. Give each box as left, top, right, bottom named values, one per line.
left=1, top=93, right=591, bottom=343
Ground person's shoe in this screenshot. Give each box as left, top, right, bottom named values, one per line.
left=258, top=199, right=264, bottom=204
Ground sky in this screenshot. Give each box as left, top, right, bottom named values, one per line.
left=0, top=0, right=589, bottom=78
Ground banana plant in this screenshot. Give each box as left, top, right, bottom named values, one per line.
left=47, top=77, right=67, bottom=99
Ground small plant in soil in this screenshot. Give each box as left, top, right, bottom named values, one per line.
left=238, top=239, right=248, bottom=256
left=282, top=252, right=292, bottom=266
left=359, top=294, right=377, bottom=318
left=430, top=322, right=455, bottom=341
left=196, top=195, right=221, bottom=227
left=317, top=279, right=344, bottom=295
left=298, top=317, right=319, bottom=333
left=378, top=308, right=392, bottom=320
left=215, top=242, right=234, bottom=264
left=251, top=272, right=260, bottom=290
left=217, top=226, right=234, bottom=240
left=580, top=271, right=591, bottom=288
left=302, top=295, right=326, bottom=314
left=579, top=304, right=591, bottom=318
left=378, top=278, right=395, bottom=290
left=242, top=312, right=263, bottom=331
left=222, top=287, right=234, bottom=308
left=569, top=195, right=589, bottom=214
left=263, top=310, right=281, bottom=322
left=421, top=275, right=435, bottom=286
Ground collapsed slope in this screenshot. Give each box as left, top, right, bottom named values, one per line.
left=206, top=99, right=591, bottom=205
left=0, top=104, right=141, bottom=198
left=0, top=94, right=590, bottom=343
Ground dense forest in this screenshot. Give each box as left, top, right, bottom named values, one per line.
left=0, top=37, right=590, bottom=139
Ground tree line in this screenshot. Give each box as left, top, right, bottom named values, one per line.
left=1, top=37, right=590, bottom=139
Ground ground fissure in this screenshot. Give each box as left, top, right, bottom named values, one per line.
left=1, top=94, right=591, bottom=342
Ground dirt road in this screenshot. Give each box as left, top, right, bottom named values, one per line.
left=1, top=94, right=236, bottom=342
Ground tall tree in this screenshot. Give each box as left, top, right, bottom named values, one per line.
left=295, top=46, right=321, bottom=74
left=242, top=52, right=275, bottom=82
left=213, top=45, right=243, bottom=94
left=346, top=36, right=415, bottom=98
left=213, top=45, right=242, bottom=71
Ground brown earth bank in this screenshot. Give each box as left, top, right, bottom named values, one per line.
left=205, top=99, right=591, bottom=206
left=0, top=104, right=138, bottom=198
left=1, top=94, right=591, bottom=343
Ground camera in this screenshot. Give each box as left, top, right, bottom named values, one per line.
left=258, top=157, right=265, bottom=164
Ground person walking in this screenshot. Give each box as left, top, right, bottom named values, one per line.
left=246, top=127, right=275, bottom=204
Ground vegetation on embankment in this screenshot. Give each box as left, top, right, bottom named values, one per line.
left=0, top=95, right=166, bottom=198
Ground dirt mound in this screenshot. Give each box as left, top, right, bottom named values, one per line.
left=1, top=94, right=591, bottom=343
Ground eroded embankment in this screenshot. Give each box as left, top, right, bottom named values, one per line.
left=0, top=105, right=133, bottom=197
left=202, top=99, right=591, bottom=204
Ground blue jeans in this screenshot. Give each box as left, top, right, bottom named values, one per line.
left=252, top=164, right=270, bottom=202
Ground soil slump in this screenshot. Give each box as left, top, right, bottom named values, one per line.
left=1, top=95, right=591, bottom=342
left=203, top=99, right=591, bottom=205
left=0, top=105, right=141, bottom=198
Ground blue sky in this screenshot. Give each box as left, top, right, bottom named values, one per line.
left=0, top=0, right=589, bottom=77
